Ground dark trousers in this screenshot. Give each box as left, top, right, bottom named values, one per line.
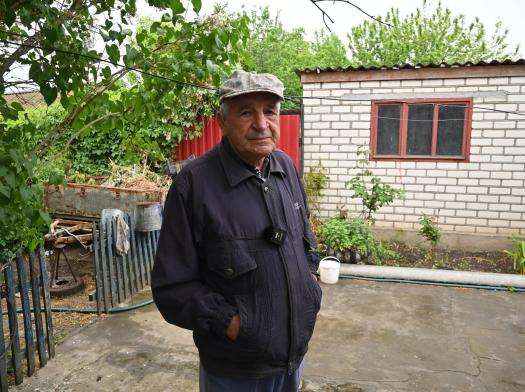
left=199, top=361, right=304, bottom=392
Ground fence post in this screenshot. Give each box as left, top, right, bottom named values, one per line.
left=4, top=262, right=23, bottom=385
left=38, top=248, right=55, bottom=359
left=15, top=253, right=36, bottom=376
left=0, top=268, right=8, bottom=392
left=29, top=251, right=47, bottom=367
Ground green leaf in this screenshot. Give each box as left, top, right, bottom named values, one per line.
left=10, top=102, right=23, bottom=112
left=41, top=84, right=58, bottom=105
left=107, top=44, right=120, bottom=63
left=102, top=66, right=112, bottom=80
left=170, top=0, right=185, bottom=14
left=0, top=185, right=10, bottom=199
left=191, top=0, right=202, bottom=13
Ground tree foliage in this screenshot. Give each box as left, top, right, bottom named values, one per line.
left=0, top=0, right=249, bottom=258
left=240, top=7, right=349, bottom=110
left=347, top=0, right=520, bottom=67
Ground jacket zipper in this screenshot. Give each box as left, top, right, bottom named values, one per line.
left=264, top=176, right=296, bottom=375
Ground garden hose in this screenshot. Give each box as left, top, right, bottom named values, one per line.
left=3, top=298, right=154, bottom=315
left=4, top=276, right=523, bottom=318
left=339, top=273, right=525, bottom=292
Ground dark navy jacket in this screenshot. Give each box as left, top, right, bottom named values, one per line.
left=151, top=137, right=321, bottom=379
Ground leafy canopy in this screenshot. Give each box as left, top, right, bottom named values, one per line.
left=0, top=0, right=249, bottom=258
left=347, top=0, right=520, bottom=67
left=240, top=7, right=349, bottom=110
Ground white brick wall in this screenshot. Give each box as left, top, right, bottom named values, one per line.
left=302, top=73, right=525, bottom=236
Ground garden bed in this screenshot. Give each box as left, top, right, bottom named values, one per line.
left=375, top=241, right=516, bottom=274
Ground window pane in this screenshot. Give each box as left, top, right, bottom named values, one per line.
left=376, top=105, right=400, bottom=155
left=407, top=104, right=433, bottom=155
left=437, top=105, right=465, bottom=156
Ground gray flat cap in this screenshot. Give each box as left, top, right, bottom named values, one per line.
left=219, top=70, right=284, bottom=102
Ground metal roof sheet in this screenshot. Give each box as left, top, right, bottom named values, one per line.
left=299, top=59, right=525, bottom=74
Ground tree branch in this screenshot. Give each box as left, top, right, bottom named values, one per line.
left=0, top=31, right=42, bottom=82
left=310, top=0, right=392, bottom=30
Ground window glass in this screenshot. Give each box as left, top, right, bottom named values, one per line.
left=376, top=105, right=400, bottom=155
left=407, top=104, right=433, bottom=155
left=437, top=105, right=465, bottom=156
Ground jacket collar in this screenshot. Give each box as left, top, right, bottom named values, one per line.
left=218, top=136, right=285, bottom=187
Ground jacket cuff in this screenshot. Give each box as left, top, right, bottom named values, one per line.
left=307, top=251, right=321, bottom=273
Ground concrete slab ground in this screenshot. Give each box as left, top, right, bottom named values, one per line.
left=14, top=280, right=525, bottom=392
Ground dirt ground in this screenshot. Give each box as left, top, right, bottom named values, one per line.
left=380, top=241, right=516, bottom=274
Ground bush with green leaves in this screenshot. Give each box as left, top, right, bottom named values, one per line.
left=0, top=1, right=250, bottom=258
left=0, top=126, right=61, bottom=259
left=346, top=148, right=405, bottom=221
left=303, top=163, right=329, bottom=216
left=318, top=216, right=397, bottom=264
left=418, top=214, right=441, bottom=248
left=503, top=237, right=525, bottom=275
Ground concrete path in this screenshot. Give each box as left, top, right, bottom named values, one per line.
left=14, top=280, right=525, bottom=392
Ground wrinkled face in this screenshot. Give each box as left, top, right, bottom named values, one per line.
left=219, top=92, right=281, bottom=166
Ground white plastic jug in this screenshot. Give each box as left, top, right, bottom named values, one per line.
left=318, top=256, right=341, bottom=284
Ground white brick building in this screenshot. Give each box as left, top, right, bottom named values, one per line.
left=299, top=61, right=525, bottom=248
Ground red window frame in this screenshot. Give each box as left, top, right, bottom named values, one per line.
left=370, top=98, right=473, bottom=162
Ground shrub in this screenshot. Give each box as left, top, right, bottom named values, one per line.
left=418, top=214, right=441, bottom=248
left=503, top=237, right=525, bottom=275
left=346, top=147, right=404, bottom=222
left=318, top=216, right=397, bottom=264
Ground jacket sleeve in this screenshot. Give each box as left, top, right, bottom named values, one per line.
left=151, top=174, right=236, bottom=338
left=294, top=165, right=321, bottom=273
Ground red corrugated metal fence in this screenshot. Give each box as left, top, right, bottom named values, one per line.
left=176, top=115, right=301, bottom=170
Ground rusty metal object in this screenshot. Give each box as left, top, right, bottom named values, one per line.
left=44, top=183, right=166, bottom=220
left=49, top=243, right=85, bottom=298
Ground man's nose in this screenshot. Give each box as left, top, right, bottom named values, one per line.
left=252, top=111, right=268, bottom=132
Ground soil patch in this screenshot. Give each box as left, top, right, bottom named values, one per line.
left=378, top=241, right=516, bottom=274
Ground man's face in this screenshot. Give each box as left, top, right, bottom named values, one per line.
left=219, top=92, right=280, bottom=166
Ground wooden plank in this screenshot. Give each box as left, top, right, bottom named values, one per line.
left=53, top=233, right=92, bottom=245
left=118, top=217, right=131, bottom=299
left=139, top=233, right=151, bottom=285
left=123, top=215, right=136, bottom=295
left=56, top=219, right=92, bottom=226
left=98, top=220, right=110, bottom=312
left=105, top=218, right=117, bottom=308
left=143, top=232, right=153, bottom=285
left=38, top=248, right=55, bottom=358
left=91, top=222, right=102, bottom=315
left=111, top=219, right=124, bottom=304
left=0, top=278, right=8, bottom=392
left=152, top=230, right=159, bottom=252
left=16, top=253, right=36, bottom=376
left=134, top=226, right=146, bottom=290
left=4, top=262, right=23, bottom=384
left=149, top=232, right=156, bottom=280
left=126, top=215, right=140, bottom=294
left=28, top=252, right=47, bottom=367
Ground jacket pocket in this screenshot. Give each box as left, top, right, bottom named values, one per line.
left=205, top=240, right=258, bottom=294
left=233, top=293, right=272, bottom=356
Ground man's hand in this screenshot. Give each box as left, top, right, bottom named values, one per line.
left=311, top=273, right=319, bottom=282
left=226, top=314, right=241, bottom=341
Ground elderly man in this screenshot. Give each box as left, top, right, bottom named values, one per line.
left=152, top=70, right=322, bottom=392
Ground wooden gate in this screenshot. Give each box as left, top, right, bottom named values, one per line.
left=92, top=214, right=159, bottom=313
left=0, top=248, right=55, bottom=390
